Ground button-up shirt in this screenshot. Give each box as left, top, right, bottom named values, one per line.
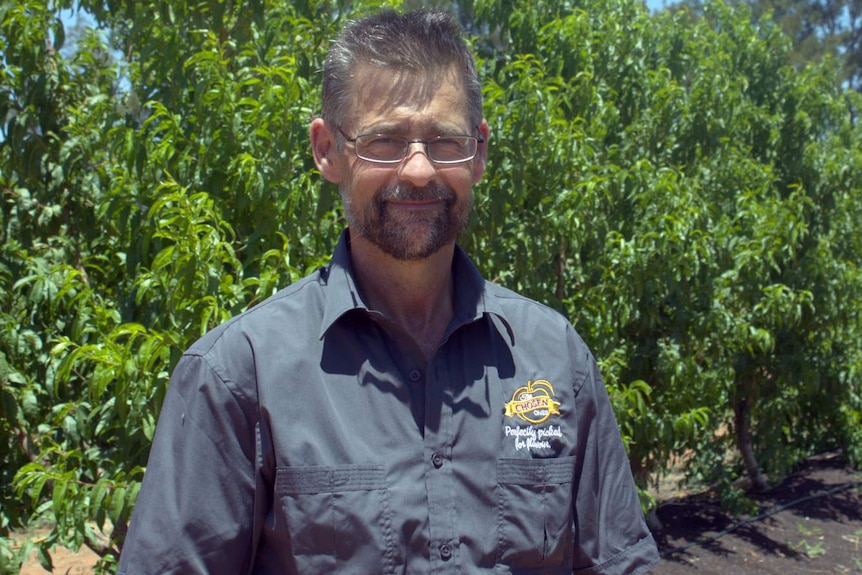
left=118, top=231, right=660, bottom=575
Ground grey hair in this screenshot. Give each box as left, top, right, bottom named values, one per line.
left=321, top=8, right=483, bottom=131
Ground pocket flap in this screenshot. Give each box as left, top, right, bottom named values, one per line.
left=276, top=464, right=387, bottom=494
left=497, top=456, right=576, bottom=485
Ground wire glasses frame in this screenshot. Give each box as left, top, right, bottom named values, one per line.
left=337, top=126, right=484, bottom=165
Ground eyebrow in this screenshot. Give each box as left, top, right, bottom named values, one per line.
left=358, top=121, right=470, bottom=136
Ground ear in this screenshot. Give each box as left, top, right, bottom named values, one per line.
left=310, top=118, right=343, bottom=184
left=471, top=119, right=489, bottom=184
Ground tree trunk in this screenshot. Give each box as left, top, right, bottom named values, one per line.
left=734, top=395, right=768, bottom=492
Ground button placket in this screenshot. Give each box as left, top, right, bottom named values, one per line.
left=423, top=354, right=457, bottom=571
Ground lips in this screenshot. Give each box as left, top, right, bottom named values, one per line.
left=378, top=182, right=455, bottom=204
left=388, top=199, right=445, bottom=209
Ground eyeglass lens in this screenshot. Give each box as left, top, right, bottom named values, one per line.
left=356, top=135, right=477, bottom=163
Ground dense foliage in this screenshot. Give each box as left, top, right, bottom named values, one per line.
left=2, top=0, right=860, bottom=572
left=673, top=0, right=862, bottom=91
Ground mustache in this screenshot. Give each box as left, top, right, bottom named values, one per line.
left=377, top=182, right=455, bottom=203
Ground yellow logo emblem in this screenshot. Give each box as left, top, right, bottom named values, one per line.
left=504, top=380, right=561, bottom=424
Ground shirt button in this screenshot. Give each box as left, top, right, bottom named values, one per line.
left=431, top=452, right=444, bottom=468
left=439, top=544, right=453, bottom=561
left=408, top=369, right=422, bottom=382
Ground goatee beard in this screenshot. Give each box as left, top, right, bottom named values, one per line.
left=343, top=181, right=472, bottom=261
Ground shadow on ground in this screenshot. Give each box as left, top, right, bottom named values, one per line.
left=651, top=453, right=862, bottom=575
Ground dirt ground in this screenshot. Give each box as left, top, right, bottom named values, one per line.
left=14, top=452, right=862, bottom=574
left=652, top=452, right=862, bottom=575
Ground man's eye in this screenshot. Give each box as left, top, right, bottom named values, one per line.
left=366, top=136, right=403, bottom=148
left=429, top=138, right=469, bottom=159
left=432, top=138, right=465, bottom=150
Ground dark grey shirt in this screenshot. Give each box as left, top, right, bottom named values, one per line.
left=118, top=232, right=660, bottom=575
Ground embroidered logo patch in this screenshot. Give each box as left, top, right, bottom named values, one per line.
left=504, top=379, right=561, bottom=425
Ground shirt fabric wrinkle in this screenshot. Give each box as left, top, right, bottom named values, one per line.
left=117, top=230, right=660, bottom=575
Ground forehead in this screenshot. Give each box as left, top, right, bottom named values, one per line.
left=347, top=65, right=470, bottom=133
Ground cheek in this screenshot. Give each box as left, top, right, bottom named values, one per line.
left=444, top=168, right=478, bottom=194
left=341, top=167, right=392, bottom=202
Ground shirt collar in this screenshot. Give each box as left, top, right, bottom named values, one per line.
left=318, top=230, right=514, bottom=345
left=318, top=230, right=366, bottom=339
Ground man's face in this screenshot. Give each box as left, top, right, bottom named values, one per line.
left=328, top=66, right=486, bottom=261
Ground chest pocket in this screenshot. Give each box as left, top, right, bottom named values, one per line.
left=496, top=457, right=576, bottom=571
left=275, top=465, right=397, bottom=574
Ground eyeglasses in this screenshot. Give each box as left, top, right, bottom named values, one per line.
left=337, top=127, right=484, bottom=164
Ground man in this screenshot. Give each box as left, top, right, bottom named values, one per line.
left=118, top=8, right=660, bottom=575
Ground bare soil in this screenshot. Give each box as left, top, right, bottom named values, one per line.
left=14, top=453, right=862, bottom=574
left=14, top=531, right=97, bottom=575
left=652, top=452, right=862, bottom=575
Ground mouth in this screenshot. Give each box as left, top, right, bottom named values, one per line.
left=379, top=183, right=454, bottom=204
left=388, top=198, right=445, bottom=208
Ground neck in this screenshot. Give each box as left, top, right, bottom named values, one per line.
left=349, top=234, right=456, bottom=359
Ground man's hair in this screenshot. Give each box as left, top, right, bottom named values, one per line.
left=321, top=8, right=483, bottom=131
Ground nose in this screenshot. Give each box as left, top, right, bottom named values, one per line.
left=398, top=141, right=436, bottom=187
